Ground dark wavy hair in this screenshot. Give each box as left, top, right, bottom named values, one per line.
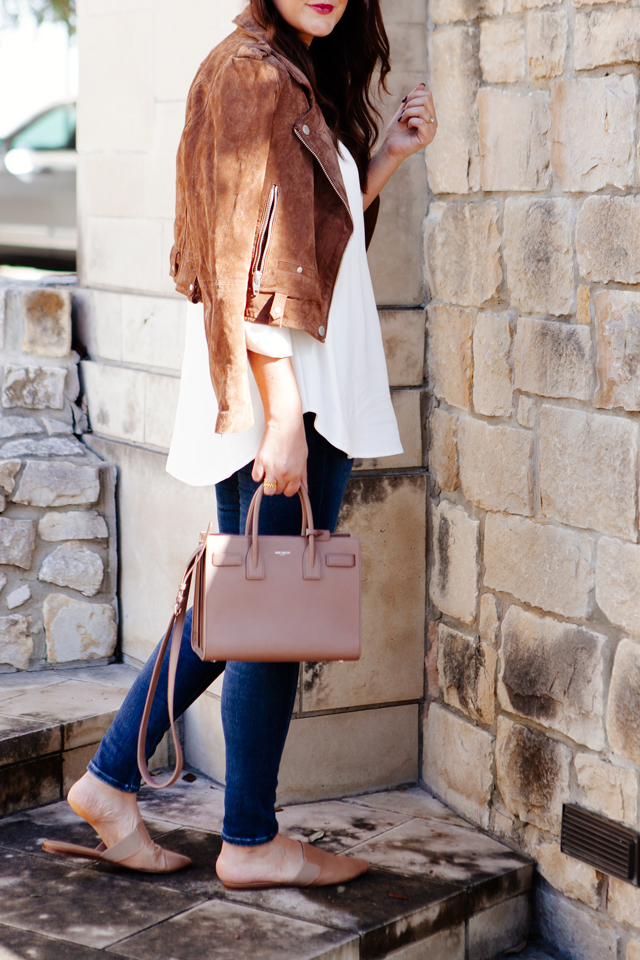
left=250, top=0, right=391, bottom=190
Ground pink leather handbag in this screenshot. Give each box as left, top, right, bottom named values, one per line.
left=138, top=484, right=361, bottom=787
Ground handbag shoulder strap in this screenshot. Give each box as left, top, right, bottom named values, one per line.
left=137, top=538, right=207, bottom=789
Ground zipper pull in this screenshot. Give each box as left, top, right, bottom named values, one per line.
left=252, top=270, right=262, bottom=297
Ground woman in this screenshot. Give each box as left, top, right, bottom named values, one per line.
left=46, top=0, right=437, bottom=889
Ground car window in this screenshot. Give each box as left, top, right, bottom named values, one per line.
left=10, top=105, right=76, bottom=152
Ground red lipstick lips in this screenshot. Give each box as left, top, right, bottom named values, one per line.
left=309, top=3, right=334, bottom=12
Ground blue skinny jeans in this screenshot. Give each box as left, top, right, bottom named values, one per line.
left=89, top=414, right=353, bottom=846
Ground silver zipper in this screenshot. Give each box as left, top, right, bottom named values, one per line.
left=294, top=128, right=354, bottom=309
left=252, top=184, right=279, bottom=297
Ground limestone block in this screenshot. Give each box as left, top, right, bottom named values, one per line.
left=480, top=20, right=525, bottom=83
left=506, top=0, right=554, bottom=8
left=423, top=703, right=494, bottom=829
left=380, top=310, right=425, bottom=387
left=38, top=510, right=108, bottom=543
left=484, top=514, right=594, bottom=619
left=0, top=573, right=7, bottom=593
left=43, top=594, right=117, bottom=664
left=496, top=717, right=570, bottom=833
left=0, top=418, right=41, bottom=438
left=0, top=518, right=36, bottom=570
left=593, top=290, right=640, bottom=411
left=528, top=10, right=567, bottom=80
left=513, top=318, right=592, bottom=402
left=427, top=305, right=473, bottom=409
left=539, top=405, right=638, bottom=540
left=6, top=585, right=30, bottom=611
left=577, top=285, right=591, bottom=325
left=81, top=360, right=145, bottom=444
left=426, top=620, right=439, bottom=698
left=537, top=883, right=618, bottom=960
left=426, top=26, right=480, bottom=195
left=0, top=461, right=20, bottom=499
left=479, top=594, right=500, bottom=645
left=459, top=418, right=533, bottom=515
left=517, top=396, right=537, bottom=429
left=20, top=288, right=71, bottom=358
left=473, top=312, right=513, bottom=417
left=550, top=75, right=638, bottom=192
left=39, top=543, right=104, bottom=598
left=597, top=537, right=640, bottom=636
left=437, top=624, right=496, bottom=723
left=0, top=615, right=32, bottom=670
left=2, top=365, right=66, bottom=410
left=576, top=196, right=640, bottom=285
left=574, top=8, right=640, bottom=70
left=574, top=754, right=638, bottom=827
left=302, top=475, right=426, bottom=710
left=430, top=0, right=503, bottom=22
left=42, top=418, right=72, bottom=436
left=357, top=390, right=422, bottom=470
left=369, top=152, right=426, bottom=306
left=498, top=605, right=605, bottom=750
left=0, top=438, right=82, bottom=459
left=429, top=408, right=459, bottom=492
left=609, top=880, right=640, bottom=930
left=503, top=198, right=573, bottom=316
left=430, top=499, right=480, bottom=624
left=607, top=639, right=640, bottom=767
left=629, top=941, right=640, bottom=960
left=425, top=202, right=502, bottom=308
left=478, top=89, right=550, bottom=192
left=529, top=832, right=602, bottom=909
left=13, top=461, right=100, bottom=508
left=144, top=373, right=180, bottom=450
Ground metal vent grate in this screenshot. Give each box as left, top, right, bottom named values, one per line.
left=561, top=804, right=638, bottom=885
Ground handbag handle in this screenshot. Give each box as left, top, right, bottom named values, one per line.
left=137, top=484, right=316, bottom=789
left=245, top=484, right=321, bottom=572
left=137, top=536, right=207, bottom=789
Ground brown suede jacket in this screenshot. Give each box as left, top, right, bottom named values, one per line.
left=170, top=7, right=380, bottom=434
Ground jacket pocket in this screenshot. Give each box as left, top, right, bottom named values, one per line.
left=252, top=184, right=279, bottom=297
left=276, top=260, right=321, bottom=303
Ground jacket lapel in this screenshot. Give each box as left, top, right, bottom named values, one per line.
left=233, top=7, right=350, bottom=212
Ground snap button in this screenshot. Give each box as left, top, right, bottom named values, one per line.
left=272, top=306, right=282, bottom=318
left=318, top=325, right=326, bottom=337
left=297, top=267, right=303, bottom=274
left=302, top=124, right=310, bottom=135
left=189, top=284, right=193, bottom=291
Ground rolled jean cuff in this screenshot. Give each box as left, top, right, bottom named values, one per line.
left=220, top=827, right=279, bottom=847
left=87, top=759, right=140, bottom=794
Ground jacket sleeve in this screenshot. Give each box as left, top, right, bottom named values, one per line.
left=198, top=55, right=281, bottom=434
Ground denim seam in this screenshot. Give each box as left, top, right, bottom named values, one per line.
left=221, top=828, right=279, bottom=846
left=87, top=760, right=140, bottom=794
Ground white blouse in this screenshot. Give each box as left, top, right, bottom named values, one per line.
left=166, top=144, right=402, bottom=487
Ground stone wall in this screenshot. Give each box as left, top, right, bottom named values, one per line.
left=0, top=282, right=117, bottom=672
left=423, top=1, right=640, bottom=957
left=75, top=0, right=429, bottom=802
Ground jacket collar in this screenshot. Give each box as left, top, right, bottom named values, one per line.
left=233, top=7, right=312, bottom=92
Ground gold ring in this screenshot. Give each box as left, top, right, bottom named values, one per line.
left=263, top=480, right=277, bottom=489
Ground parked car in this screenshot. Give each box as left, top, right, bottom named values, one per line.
left=0, top=101, right=76, bottom=269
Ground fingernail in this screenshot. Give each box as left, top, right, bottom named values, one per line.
left=401, top=95, right=407, bottom=102
left=419, top=82, right=426, bottom=88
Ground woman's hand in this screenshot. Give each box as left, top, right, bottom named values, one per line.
left=382, top=83, right=438, bottom=163
left=248, top=352, right=308, bottom=497
left=363, top=83, right=438, bottom=210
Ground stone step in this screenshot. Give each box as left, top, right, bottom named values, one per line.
left=0, top=665, right=535, bottom=959
left=0, top=664, right=140, bottom=815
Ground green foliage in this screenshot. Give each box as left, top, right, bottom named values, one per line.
left=1, top=0, right=76, bottom=34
